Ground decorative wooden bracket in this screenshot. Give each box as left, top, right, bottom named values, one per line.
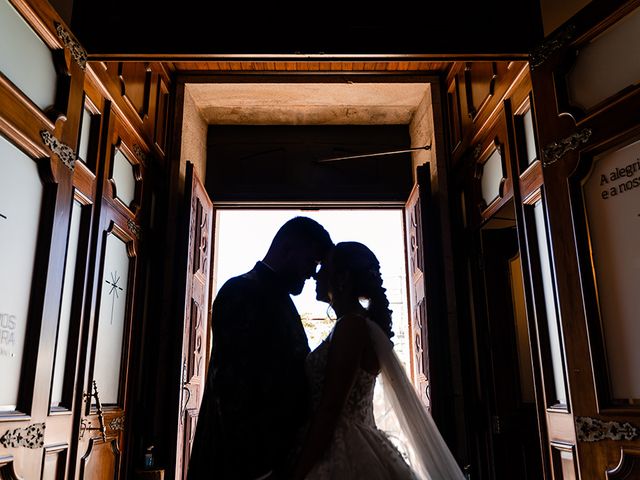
left=529, top=24, right=576, bottom=69
left=0, top=423, right=45, bottom=449
left=41, top=130, right=76, bottom=171
left=54, top=22, right=87, bottom=70
left=576, top=416, right=639, bottom=442
left=542, top=128, right=592, bottom=167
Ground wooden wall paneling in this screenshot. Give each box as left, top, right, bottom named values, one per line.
left=519, top=161, right=543, bottom=202
left=0, top=73, right=53, bottom=159
left=0, top=2, right=89, bottom=479
left=473, top=115, right=514, bottom=222
left=551, top=1, right=640, bottom=125
left=117, top=62, right=151, bottom=122
left=446, top=75, right=463, bottom=154
left=41, top=444, right=68, bottom=480
left=106, top=110, right=153, bottom=479
left=503, top=73, right=552, bottom=479
left=447, top=61, right=551, bottom=478
left=520, top=187, right=569, bottom=414
left=75, top=207, right=139, bottom=480
left=463, top=61, right=497, bottom=122
left=0, top=455, right=22, bottom=480
left=565, top=120, right=640, bottom=414
left=71, top=65, right=155, bottom=477
left=7, top=0, right=79, bottom=127
left=86, top=61, right=171, bottom=163
left=529, top=1, right=640, bottom=477
left=153, top=75, right=169, bottom=155
left=446, top=61, right=528, bottom=167
left=103, top=123, right=145, bottom=220
left=550, top=441, right=579, bottom=480
left=606, top=448, right=640, bottom=479
left=0, top=131, right=70, bottom=480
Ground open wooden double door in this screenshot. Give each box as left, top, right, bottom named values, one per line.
left=2, top=1, right=640, bottom=479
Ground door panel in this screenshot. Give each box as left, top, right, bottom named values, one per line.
left=480, top=225, right=542, bottom=479
left=79, top=438, right=120, bottom=480
left=404, top=169, right=430, bottom=407
left=175, top=162, right=213, bottom=480
left=73, top=110, right=144, bottom=479
left=0, top=5, right=85, bottom=473
left=529, top=2, right=640, bottom=476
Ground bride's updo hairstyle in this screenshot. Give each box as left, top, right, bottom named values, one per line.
left=331, top=241, right=394, bottom=340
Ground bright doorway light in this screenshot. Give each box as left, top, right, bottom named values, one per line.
left=213, top=209, right=410, bottom=372
left=213, top=208, right=414, bottom=458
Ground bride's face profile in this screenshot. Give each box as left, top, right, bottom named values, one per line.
left=314, top=256, right=332, bottom=303
left=315, top=251, right=356, bottom=307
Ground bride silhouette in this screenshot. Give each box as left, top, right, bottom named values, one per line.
left=291, top=241, right=466, bottom=480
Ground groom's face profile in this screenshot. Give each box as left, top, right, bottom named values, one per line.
left=282, top=243, right=324, bottom=295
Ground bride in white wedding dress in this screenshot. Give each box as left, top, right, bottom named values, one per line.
left=291, top=241, right=465, bottom=480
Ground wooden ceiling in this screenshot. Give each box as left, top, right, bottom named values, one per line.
left=169, top=61, right=453, bottom=74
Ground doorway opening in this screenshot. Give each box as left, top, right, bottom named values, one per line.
left=213, top=207, right=416, bottom=456
left=213, top=208, right=410, bottom=363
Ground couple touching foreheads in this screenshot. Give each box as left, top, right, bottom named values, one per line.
left=188, top=217, right=465, bottom=480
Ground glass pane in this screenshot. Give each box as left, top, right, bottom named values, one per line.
left=51, top=200, right=82, bottom=407
left=93, top=233, right=130, bottom=405
left=567, top=6, right=640, bottom=110
left=77, top=108, right=93, bottom=164
left=0, top=135, right=43, bottom=410
left=583, top=139, right=640, bottom=400
left=112, top=149, right=136, bottom=208
left=533, top=200, right=567, bottom=405
left=0, top=0, right=57, bottom=110
left=481, top=148, right=503, bottom=207
left=522, top=109, right=538, bottom=165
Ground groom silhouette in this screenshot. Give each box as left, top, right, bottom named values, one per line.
left=188, top=216, right=333, bottom=480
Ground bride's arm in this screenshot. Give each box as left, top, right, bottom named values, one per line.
left=291, top=314, right=367, bottom=480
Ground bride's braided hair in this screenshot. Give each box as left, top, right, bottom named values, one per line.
left=331, top=242, right=394, bottom=340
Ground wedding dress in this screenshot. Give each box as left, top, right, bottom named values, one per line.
left=304, top=318, right=466, bottom=480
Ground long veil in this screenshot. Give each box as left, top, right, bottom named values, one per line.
left=368, top=320, right=466, bottom=480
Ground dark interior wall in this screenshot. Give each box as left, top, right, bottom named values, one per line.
left=48, top=0, right=73, bottom=24
left=206, top=125, right=414, bottom=202
left=69, top=1, right=543, bottom=55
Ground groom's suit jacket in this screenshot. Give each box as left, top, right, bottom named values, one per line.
left=188, top=261, right=311, bottom=480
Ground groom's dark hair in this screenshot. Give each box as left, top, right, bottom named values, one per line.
left=272, top=216, right=333, bottom=251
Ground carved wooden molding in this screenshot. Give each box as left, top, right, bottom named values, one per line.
left=542, top=128, right=592, bottom=167
left=530, top=24, right=576, bottom=69
left=132, top=144, right=147, bottom=163
left=109, top=415, right=125, bottom=431
left=607, top=448, right=640, bottom=479
left=0, top=423, right=45, bottom=449
left=127, top=219, right=141, bottom=239
left=54, top=23, right=87, bottom=70
left=0, top=456, right=22, bottom=480
left=41, top=130, right=76, bottom=171
left=576, top=416, right=639, bottom=442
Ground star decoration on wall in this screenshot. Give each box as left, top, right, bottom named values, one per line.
left=105, top=271, right=124, bottom=325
